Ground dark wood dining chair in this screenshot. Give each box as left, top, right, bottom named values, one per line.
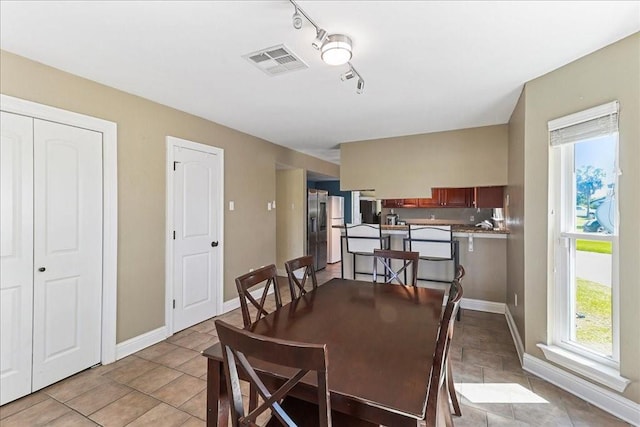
left=445, top=278, right=464, bottom=417
left=215, top=320, right=377, bottom=427
left=453, top=264, right=465, bottom=322
left=235, top=264, right=283, bottom=328
left=235, top=264, right=283, bottom=412
left=425, top=283, right=463, bottom=427
left=372, top=249, right=419, bottom=286
left=215, top=319, right=330, bottom=427
left=284, top=255, right=318, bottom=300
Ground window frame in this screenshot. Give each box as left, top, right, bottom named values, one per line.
left=550, top=104, right=620, bottom=368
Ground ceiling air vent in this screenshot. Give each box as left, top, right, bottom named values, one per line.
left=243, top=44, right=308, bottom=76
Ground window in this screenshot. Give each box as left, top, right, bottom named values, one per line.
left=549, top=101, right=619, bottom=366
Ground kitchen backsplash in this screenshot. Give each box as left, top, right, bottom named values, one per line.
left=381, top=207, right=493, bottom=225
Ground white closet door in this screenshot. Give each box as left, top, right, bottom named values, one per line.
left=0, top=112, right=34, bottom=405
left=173, top=146, right=221, bottom=332
left=32, top=119, right=103, bottom=390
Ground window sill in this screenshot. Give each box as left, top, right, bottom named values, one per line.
left=537, top=344, right=630, bottom=392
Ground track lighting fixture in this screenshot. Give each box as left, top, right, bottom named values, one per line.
left=340, top=70, right=355, bottom=81
left=312, top=29, right=327, bottom=50
left=292, top=7, right=303, bottom=29
left=288, top=0, right=366, bottom=93
left=341, top=64, right=364, bottom=94
left=321, top=34, right=352, bottom=66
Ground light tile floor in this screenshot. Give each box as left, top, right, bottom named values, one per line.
left=0, top=261, right=631, bottom=426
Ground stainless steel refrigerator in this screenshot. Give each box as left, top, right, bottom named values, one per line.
left=307, top=189, right=328, bottom=270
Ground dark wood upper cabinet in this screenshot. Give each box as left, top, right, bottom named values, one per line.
left=417, top=189, right=443, bottom=207
left=474, top=186, right=505, bottom=208
left=382, top=199, right=403, bottom=208
left=383, top=186, right=504, bottom=209
left=438, top=188, right=473, bottom=207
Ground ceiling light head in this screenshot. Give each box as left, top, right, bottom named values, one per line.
left=340, top=70, right=355, bottom=81
left=312, top=29, right=327, bottom=50
left=356, top=78, right=365, bottom=94
left=321, top=34, right=352, bottom=66
left=292, top=8, right=303, bottom=29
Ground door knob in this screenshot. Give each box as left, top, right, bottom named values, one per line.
left=38, top=267, right=46, bottom=272
left=211, top=241, right=219, bottom=247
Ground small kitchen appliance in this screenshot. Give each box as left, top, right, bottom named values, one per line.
left=386, top=210, right=398, bottom=225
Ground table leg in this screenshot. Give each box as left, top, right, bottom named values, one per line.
left=207, top=358, right=229, bottom=427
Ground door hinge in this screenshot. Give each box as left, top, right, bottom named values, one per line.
left=173, top=299, right=176, bottom=309
left=173, top=230, right=176, bottom=240
left=173, top=161, right=180, bottom=171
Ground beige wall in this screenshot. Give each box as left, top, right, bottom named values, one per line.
left=506, top=89, right=526, bottom=343
left=276, top=169, right=306, bottom=270
left=340, top=125, right=508, bottom=198
left=0, top=50, right=339, bottom=342
left=520, top=33, right=639, bottom=402
left=457, top=238, right=507, bottom=303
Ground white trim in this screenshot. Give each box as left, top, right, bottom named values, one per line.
left=548, top=101, right=618, bottom=131
left=222, top=286, right=274, bottom=314
left=505, top=306, right=524, bottom=363
left=165, top=137, right=224, bottom=336
left=0, top=94, right=118, bottom=365
left=460, top=298, right=505, bottom=314
left=115, top=326, right=168, bottom=360
left=536, top=344, right=630, bottom=392
left=523, top=354, right=639, bottom=425
left=277, top=268, right=288, bottom=277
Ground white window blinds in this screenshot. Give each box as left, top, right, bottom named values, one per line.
left=548, top=101, right=619, bottom=147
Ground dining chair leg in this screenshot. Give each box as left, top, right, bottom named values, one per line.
left=249, top=387, right=258, bottom=412
left=446, top=361, right=462, bottom=416
left=438, top=384, right=454, bottom=427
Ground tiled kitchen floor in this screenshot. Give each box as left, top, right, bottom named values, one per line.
left=0, top=261, right=630, bottom=426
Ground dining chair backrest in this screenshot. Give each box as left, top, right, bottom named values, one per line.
left=372, top=249, right=420, bottom=286
left=425, top=286, right=463, bottom=427
left=344, top=223, right=386, bottom=254
left=235, top=264, right=282, bottom=328
left=284, top=255, right=318, bottom=300
left=405, top=225, right=453, bottom=260
left=215, top=320, right=331, bottom=427
left=445, top=278, right=464, bottom=417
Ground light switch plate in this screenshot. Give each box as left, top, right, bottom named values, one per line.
left=267, top=202, right=272, bottom=211
left=229, top=201, right=234, bottom=211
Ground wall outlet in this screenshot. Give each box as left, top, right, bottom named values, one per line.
left=515, top=293, right=518, bottom=307
left=470, top=215, right=475, bottom=222
left=272, top=200, right=276, bottom=209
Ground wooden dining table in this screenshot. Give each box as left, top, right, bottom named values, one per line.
left=202, top=277, right=446, bottom=426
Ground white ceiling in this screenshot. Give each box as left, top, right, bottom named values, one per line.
left=1, top=1, right=638, bottom=164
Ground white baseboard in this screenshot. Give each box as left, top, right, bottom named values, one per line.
left=222, top=285, right=274, bottom=313
left=115, top=326, right=168, bottom=360
left=505, top=305, right=525, bottom=363
left=523, top=354, right=640, bottom=425
left=460, top=297, right=505, bottom=314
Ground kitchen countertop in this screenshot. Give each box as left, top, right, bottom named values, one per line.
left=333, top=224, right=509, bottom=235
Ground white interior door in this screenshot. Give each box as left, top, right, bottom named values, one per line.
left=0, top=112, right=34, bottom=404
left=173, top=145, right=221, bottom=332
left=32, top=119, right=103, bottom=390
